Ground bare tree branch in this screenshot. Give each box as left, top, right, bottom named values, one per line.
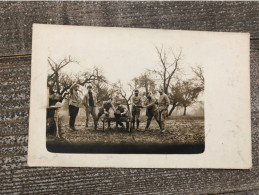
left=153, top=45, right=182, bottom=94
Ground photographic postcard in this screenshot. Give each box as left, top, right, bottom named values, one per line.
left=28, top=24, right=251, bottom=168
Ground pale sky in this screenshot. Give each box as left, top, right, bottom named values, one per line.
left=42, top=25, right=246, bottom=100
left=46, top=26, right=205, bottom=89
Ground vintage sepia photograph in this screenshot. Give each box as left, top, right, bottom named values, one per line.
left=28, top=24, right=251, bottom=168
left=45, top=26, right=205, bottom=154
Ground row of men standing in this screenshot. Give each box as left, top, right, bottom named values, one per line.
left=68, top=82, right=170, bottom=132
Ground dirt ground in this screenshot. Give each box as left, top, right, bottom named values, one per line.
left=47, top=109, right=205, bottom=146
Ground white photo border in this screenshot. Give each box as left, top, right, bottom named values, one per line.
left=28, top=24, right=251, bottom=169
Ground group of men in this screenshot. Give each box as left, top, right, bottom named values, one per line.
left=68, top=82, right=170, bottom=132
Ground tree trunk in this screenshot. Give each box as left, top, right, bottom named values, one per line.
left=164, top=86, right=168, bottom=94
left=145, top=79, right=148, bottom=95
left=183, top=106, right=187, bottom=116
left=126, top=102, right=131, bottom=113
left=55, top=72, right=60, bottom=94
left=145, top=85, right=148, bottom=96
left=168, top=104, right=176, bottom=116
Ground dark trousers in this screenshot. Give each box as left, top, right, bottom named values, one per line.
left=132, top=107, right=140, bottom=121
left=146, top=110, right=160, bottom=129
left=69, top=105, right=79, bottom=128
left=97, top=110, right=111, bottom=127
left=114, top=113, right=126, bottom=127
left=132, top=107, right=140, bottom=128
left=85, top=106, right=97, bottom=127
left=97, top=109, right=105, bottom=121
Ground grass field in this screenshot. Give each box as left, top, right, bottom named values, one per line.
left=47, top=108, right=204, bottom=154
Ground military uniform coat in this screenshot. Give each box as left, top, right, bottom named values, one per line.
left=82, top=92, right=97, bottom=108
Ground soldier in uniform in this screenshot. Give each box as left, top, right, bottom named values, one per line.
left=96, top=97, right=115, bottom=129
left=68, top=83, right=81, bottom=131
left=82, top=85, right=97, bottom=130
left=114, top=101, right=128, bottom=128
left=131, top=89, right=142, bottom=130
left=144, top=92, right=161, bottom=130
left=158, top=88, right=170, bottom=132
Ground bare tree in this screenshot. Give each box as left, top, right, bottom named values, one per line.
left=129, top=77, right=139, bottom=91
left=91, top=67, right=110, bottom=105
left=113, top=81, right=134, bottom=111
left=48, top=57, right=107, bottom=100
left=131, top=71, right=156, bottom=95
left=149, top=45, right=182, bottom=94
left=192, top=65, right=204, bottom=91
left=47, top=56, right=78, bottom=95
left=76, top=67, right=107, bottom=87
left=58, top=72, right=74, bottom=96
left=168, top=81, right=183, bottom=116
left=166, top=65, right=204, bottom=116
left=179, top=80, right=202, bottom=115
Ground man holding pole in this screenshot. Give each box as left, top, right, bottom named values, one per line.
left=158, top=88, right=170, bottom=132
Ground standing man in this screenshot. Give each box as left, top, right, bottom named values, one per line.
left=158, top=88, right=170, bottom=132
left=131, top=89, right=142, bottom=130
left=144, top=92, right=161, bottom=130
left=82, top=85, right=97, bottom=130
left=96, top=97, right=115, bottom=129
left=114, top=101, right=128, bottom=129
left=68, top=82, right=81, bottom=131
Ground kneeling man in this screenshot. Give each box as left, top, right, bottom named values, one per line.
left=96, top=97, right=115, bottom=129
left=158, top=88, right=170, bottom=132
left=114, top=101, right=128, bottom=128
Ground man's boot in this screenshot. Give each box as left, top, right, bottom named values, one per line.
left=156, top=119, right=161, bottom=130
left=161, top=121, right=165, bottom=133
left=70, top=126, right=76, bottom=131
left=94, top=120, right=97, bottom=130
left=136, top=120, right=140, bottom=130
left=132, top=120, right=135, bottom=130
left=145, top=121, right=150, bottom=130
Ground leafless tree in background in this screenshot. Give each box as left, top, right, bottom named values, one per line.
left=178, top=80, right=202, bottom=115
left=149, top=46, right=182, bottom=94
left=130, top=71, right=156, bottom=95
left=113, top=81, right=134, bottom=111
left=47, top=51, right=204, bottom=116
left=48, top=56, right=78, bottom=95
left=91, top=67, right=110, bottom=105
left=192, top=65, right=204, bottom=92
left=168, top=81, right=184, bottom=116
left=48, top=56, right=107, bottom=100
